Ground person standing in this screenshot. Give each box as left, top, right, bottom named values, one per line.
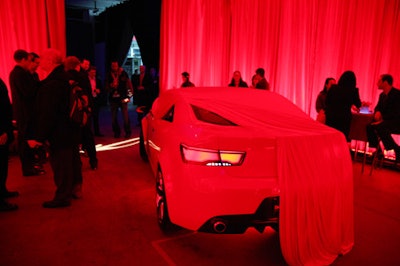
left=28, top=55, right=83, bottom=208
left=325, top=70, right=362, bottom=140
left=250, top=74, right=260, bottom=88
left=78, top=59, right=98, bottom=170
left=132, top=65, right=152, bottom=124
left=28, top=52, right=47, bottom=169
left=228, top=71, right=248, bottom=88
left=315, top=77, right=336, bottom=124
left=148, top=67, right=160, bottom=103
left=180, top=72, right=195, bottom=88
left=0, top=78, right=18, bottom=211
left=254, top=68, right=270, bottom=90
left=28, top=52, right=41, bottom=82
left=9, top=49, right=44, bottom=176
left=88, top=66, right=104, bottom=137
left=366, top=74, right=400, bottom=162
left=106, top=61, right=132, bottom=138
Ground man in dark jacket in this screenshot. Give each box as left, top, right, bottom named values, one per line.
left=78, top=59, right=98, bottom=170
left=106, top=61, right=132, bottom=138
left=88, top=66, right=105, bottom=136
left=132, top=65, right=153, bottom=125
left=28, top=55, right=82, bottom=208
left=0, top=78, right=18, bottom=211
left=255, top=68, right=270, bottom=90
left=9, top=49, right=44, bottom=176
left=367, top=74, right=400, bottom=162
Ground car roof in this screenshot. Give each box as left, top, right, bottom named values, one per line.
left=158, top=87, right=337, bottom=137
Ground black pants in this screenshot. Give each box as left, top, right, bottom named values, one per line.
left=110, top=101, right=131, bottom=136
left=0, top=144, right=10, bottom=195
left=49, top=145, right=82, bottom=201
left=92, top=101, right=102, bottom=135
left=81, top=120, right=97, bottom=166
left=366, top=120, right=400, bottom=150
left=17, top=130, right=37, bottom=174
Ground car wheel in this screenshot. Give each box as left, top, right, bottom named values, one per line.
left=156, top=168, right=173, bottom=230
left=139, top=125, right=148, bottom=162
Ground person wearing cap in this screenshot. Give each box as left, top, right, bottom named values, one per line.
left=181, top=72, right=195, bottom=87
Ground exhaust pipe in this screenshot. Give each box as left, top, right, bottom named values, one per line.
left=213, top=219, right=227, bottom=233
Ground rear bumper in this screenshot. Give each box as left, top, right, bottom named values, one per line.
left=198, top=196, right=280, bottom=234
left=163, top=163, right=280, bottom=231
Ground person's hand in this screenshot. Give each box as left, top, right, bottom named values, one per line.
left=374, top=111, right=382, bottom=122
left=0, top=133, right=8, bottom=145
left=371, top=120, right=382, bottom=125
left=27, top=140, right=43, bottom=148
left=351, top=105, right=360, bottom=113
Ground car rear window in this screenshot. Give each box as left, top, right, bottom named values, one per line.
left=162, top=106, right=174, bottom=122
left=191, top=105, right=237, bottom=126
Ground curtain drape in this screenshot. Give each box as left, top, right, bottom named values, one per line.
left=103, top=2, right=134, bottom=67
left=160, top=0, right=400, bottom=119
left=0, top=0, right=66, bottom=93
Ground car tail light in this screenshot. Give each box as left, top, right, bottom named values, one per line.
left=180, top=144, right=245, bottom=166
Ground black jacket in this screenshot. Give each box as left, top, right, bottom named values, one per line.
left=33, top=65, right=80, bottom=149
left=0, top=78, right=14, bottom=145
left=9, top=65, right=38, bottom=135
left=375, top=87, right=400, bottom=122
left=325, top=84, right=361, bottom=138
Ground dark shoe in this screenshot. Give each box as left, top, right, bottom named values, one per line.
left=72, top=184, right=83, bottom=199
left=124, top=132, right=131, bottom=138
left=0, top=201, right=18, bottom=212
left=90, top=160, right=98, bottom=170
left=114, top=133, right=120, bottom=138
left=95, top=133, right=104, bottom=137
left=1, top=190, right=19, bottom=198
left=89, top=158, right=98, bottom=170
left=42, top=200, right=71, bottom=208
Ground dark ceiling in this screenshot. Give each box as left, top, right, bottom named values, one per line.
left=65, top=0, right=127, bottom=15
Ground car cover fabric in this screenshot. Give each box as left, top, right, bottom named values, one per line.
left=159, top=88, right=354, bottom=265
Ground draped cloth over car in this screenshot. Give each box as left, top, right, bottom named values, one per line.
left=177, top=88, right=354, bottom=265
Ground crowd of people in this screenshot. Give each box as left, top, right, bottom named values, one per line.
left=315, top=71, right=400, bottom=165
left=0, top=49, right=162, bottom=211
left=1, top=49, right=399, bottom=211
left=0, top=49, right=104, bottom=211
left=181, top=67, right=271, bottom=89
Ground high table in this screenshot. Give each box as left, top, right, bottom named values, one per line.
left=348, top=112, right=374, bottom=173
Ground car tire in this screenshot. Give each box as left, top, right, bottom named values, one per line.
left=156, top=168, right=174, bottom=231
left=139, top=125, right=148, bottom=162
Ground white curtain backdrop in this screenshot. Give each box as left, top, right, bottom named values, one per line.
left=0, top=0, right=66, bottom=93
left=160, top=0, right=400, bottom=119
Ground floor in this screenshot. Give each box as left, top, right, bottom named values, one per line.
left=1, top=107, right=400, bottom=266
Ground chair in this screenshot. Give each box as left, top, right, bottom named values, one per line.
left=369, top=134, right=400, bottom=175
left=348, top=113, right=374, bottom=173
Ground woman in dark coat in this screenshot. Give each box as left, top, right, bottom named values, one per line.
left=228, top=71, right=248, bottom=88
left=325, top=71, right=362, bottom=141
